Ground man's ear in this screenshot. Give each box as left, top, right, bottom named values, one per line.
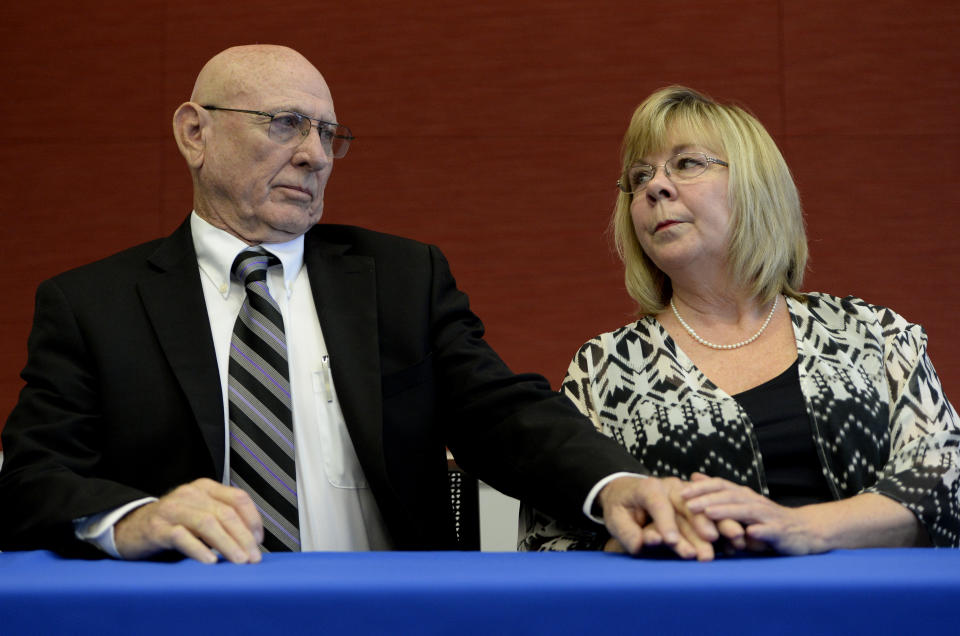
left=172, top=102, right=206, bottom=169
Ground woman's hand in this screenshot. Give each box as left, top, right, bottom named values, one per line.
left=680, top=473, right=824, bottom=554
left=611, top=472, right=925, bottom=557
left=680, top=473, right=926, bottom=553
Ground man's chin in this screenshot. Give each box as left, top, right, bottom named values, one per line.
left=265, top=208, right=322, bottom=239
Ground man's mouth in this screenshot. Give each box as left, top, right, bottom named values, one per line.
left=278, top=184, right=313, bottom=198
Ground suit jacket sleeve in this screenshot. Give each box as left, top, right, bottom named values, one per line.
left=422, top=245, right=644, bottom=525
left=0, top=228, right=218, bottom=556
left=0, top=278, right=156, bottom=553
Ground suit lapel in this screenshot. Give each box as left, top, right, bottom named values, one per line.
left=132, top=222, right=390, bottom=487
left=137, top=220, right=226, bottom=477
left=303, top=229, right=388, bottom=494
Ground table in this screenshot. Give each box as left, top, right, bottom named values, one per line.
left=1, top=549, right=956, bottom=635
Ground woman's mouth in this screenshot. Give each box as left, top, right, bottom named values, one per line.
left=654, top=220, right=682, bottom=232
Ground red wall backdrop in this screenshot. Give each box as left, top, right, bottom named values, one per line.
left=2, top=1, right=959, bottom=443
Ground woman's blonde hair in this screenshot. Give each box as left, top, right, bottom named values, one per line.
left=612, top=86, right=807, bottom=314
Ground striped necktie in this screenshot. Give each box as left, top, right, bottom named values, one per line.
left=228, top=249, right=300, bottom=552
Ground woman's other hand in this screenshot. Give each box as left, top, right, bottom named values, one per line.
left=680, top=472, right=924, bottom=553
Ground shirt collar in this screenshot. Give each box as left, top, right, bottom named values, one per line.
left=190, top=212, right=305, bottom=299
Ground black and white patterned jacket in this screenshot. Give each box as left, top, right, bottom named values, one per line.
left=519, top=293, right=960, bottom=550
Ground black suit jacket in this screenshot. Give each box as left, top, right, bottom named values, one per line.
left=0, top=218, right=644, bottom=555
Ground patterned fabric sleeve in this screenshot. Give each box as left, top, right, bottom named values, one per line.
left=558, top=339, right=604, bottom=427
left=517, top=339, right=611, bottom=551
left=857, top=299, right=960, bottom=546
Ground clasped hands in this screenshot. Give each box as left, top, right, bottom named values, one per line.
left=599, top=473, right=822, bottom=561
left=114, top=473, right=819, bottom=564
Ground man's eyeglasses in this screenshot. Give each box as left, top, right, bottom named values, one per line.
left=201, top=105, right=354, bottom=158
left=617, top=152, right=728, bottom=194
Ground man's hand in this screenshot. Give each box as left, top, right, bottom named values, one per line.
left=115, top=478, right=264, bottom=564
left=623, top=516, right=751, bottom=557
left=598, top=475, right=723, bottom=561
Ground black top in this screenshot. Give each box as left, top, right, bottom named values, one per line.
left=732, top=359, right=833, bottom=507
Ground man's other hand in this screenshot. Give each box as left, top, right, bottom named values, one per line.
left=115, top=478, right=264, bottom=564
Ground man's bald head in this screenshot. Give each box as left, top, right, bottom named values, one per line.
left=173, top=45, right=338, bottom=245
left=190, top=45, right=329, bottom=107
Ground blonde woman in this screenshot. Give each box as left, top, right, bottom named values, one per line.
left=520, top=86, right=960, bottom=558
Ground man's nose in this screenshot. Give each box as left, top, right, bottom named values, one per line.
left=293, top=126, right=331, bottom=170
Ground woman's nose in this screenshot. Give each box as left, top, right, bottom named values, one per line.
left=644, top=169, right=676, bottom=204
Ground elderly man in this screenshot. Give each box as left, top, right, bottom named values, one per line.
left=0, top=45, right=719, bottom=563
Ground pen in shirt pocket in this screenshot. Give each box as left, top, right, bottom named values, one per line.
left=319, top=354, right=333, bottom=403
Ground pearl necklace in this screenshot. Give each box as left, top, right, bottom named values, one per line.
left=670, top=295, right=779, bottom=350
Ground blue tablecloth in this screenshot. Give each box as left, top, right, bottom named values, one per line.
left=0, top=549, right=956, bottom=635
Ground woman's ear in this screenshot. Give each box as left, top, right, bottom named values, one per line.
left=172, top=102, right=206, bottom=169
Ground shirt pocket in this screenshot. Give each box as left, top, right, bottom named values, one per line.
left=312, top=370, right=369, bottom=489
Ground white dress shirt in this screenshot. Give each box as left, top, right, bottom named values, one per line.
left=76, top=213, right=392, bottom=553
